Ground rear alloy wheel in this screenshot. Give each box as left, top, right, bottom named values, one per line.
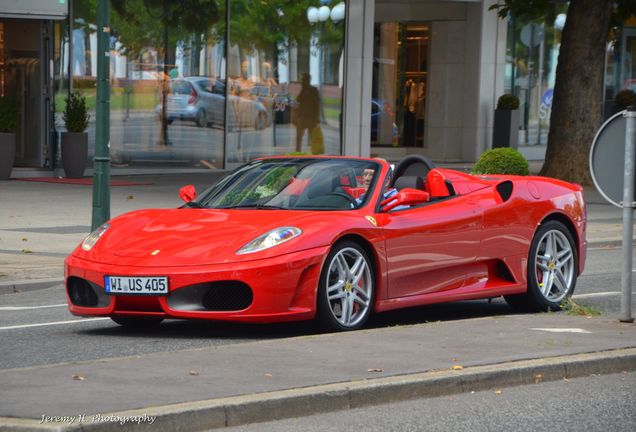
left=255, top=111, right=267, bottom=130
left=195, top=109, right=206, bottom=127
left=317, top=241, right=374, bottom=331
left=111, top=316, right=164, bottom=328
left=505, top=220, right=577, bottom=312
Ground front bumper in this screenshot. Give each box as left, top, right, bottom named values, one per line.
left=65, top=246, right=329, bottom=323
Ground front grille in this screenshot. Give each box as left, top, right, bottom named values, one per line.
left=202, top=281, right=253, bottom=311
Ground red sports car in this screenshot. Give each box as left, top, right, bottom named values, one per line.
left=65, top=155, right=586, bottom=331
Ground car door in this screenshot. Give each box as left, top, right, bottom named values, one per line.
left=382, top=194, right=483, bottom=299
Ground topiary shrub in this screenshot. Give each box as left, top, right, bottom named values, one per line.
left=472, top=148, right=529, bottom=176
left=496, top=93, right=520, bottom=110
left=63, top=91, right=90, bottom=133
left=615, top=89, right=636, bottom=109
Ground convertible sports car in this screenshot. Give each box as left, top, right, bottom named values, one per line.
left=65, top=155, right=586, bottom=331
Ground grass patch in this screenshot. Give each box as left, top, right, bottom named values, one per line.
left=560, top=298, right=602, bottom=317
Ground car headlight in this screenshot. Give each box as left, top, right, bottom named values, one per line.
left=236, top=227, right=302, bottom=255
left=81, top=223, right=110, bottom=251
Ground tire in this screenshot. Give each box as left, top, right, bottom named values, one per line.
left=505, top=220, right=578, bottom=312
left=195, top=109, right=206, bottom=127
left=111, top=316, right=164, bottom=328
left=255, top=112, right=267, bottom=130
left=317, top=241, right=375, bottom=331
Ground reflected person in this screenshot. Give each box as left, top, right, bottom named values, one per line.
left=293, top=73, right=320, bottom=153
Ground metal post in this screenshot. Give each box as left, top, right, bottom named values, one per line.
left=91, top=0, right=111, bottom=230
left=620, top=106, right=636, bottom=323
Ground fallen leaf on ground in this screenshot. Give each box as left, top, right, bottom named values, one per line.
left=495, top=389, right=502, bottom=395
left=127, top=195, right=134, bottom=200
left=21, top=249, right=33, bottom=254
left=534, top=374, right=542, bottom=384
left=367, top=368, right=384, bottom=373
left=72, top=374, right=84, bottom=381
left=21, top=237, right=28, bottom=242
left=452, top=365, right=464, bottom=370
left=188, top=370, right=200, bottom=376
left=264, top=373, right=273, bottom=377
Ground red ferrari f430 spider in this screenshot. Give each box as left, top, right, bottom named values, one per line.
left=66, top=156, right=586, bottom=331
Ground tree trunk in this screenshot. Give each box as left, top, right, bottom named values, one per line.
left=539, top=0, right=613, bottom=184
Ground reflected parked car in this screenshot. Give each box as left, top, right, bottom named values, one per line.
left=156, top=77, right=270, bottom=130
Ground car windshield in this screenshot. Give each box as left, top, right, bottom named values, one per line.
left=193, top=158, right=381, bottom=210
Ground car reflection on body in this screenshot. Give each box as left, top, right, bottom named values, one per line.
left=66, top=155, right=586, bottom=332
left=156, top=77, right=270, bottom=130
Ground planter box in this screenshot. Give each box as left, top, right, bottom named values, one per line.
left=61, top=132, right=88, bottom=178
left=492, top=109, right=520, bottom=149
left=0, top=132, right=15, bottom=180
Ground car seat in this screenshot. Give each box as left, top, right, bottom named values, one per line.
left=425, top=169, right=454, bottom=198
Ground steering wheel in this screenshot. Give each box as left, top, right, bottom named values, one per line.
left=324, top=192, right=358, bottom=206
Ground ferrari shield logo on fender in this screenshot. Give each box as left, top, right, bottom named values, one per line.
left=365, top=216, right=377, bottom=226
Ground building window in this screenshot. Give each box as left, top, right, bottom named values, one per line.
left=68, top=0, right=226, bottom=169
left=225, top=1, right=346, bottom=168
left=504, top=4, right=567, bottom=147
left=372, top=22, right=429, bottom=148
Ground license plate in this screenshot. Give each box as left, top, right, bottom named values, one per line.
left=105, top=276, right=168, bottom=295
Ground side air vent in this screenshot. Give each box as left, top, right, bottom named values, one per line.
left=496, top=181, right=513, bottom=202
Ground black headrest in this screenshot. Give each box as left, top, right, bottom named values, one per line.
left=393, top=175, right=424, bottom=191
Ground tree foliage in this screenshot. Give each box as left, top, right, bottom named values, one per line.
left=490, top=0, right=636, bottom=184
left=110, top=0, right=222, bottom=57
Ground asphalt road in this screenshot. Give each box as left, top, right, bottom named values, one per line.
left=0, top=244, right=633, bottom=370
left=221, top=371, right=636, bottom=432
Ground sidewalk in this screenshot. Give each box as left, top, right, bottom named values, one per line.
left=0, top=171, right=635, bottom=431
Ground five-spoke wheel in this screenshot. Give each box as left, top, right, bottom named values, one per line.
left=317, top=241, right=374, bottom=331
left=505, top=220, right=578, bottom=311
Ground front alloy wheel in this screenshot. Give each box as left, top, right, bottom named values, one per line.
left=317, top=241, right=374, bottom=331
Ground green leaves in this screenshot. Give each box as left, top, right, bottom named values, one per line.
left=472, top=148, right=530, bottom=176
left=63, top=92, right=90, bottom=133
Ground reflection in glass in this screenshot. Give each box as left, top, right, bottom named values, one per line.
left=226, top=1, right=346, bottom=167
left=504, top=3, right=567, bottom=146
left=68, top=0, right=226, bottom=169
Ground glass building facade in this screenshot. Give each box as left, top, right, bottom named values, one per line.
left=61, top=0, right=346, bottom=170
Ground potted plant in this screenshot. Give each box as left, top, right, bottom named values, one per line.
left=0, top=97, right=18, bottom=180
left=61, top=91, right=90, bottom=178
left=492, top=93, right=520, bottom=149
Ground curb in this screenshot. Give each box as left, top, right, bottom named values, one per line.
left=0, top=279, right=63, bottom=295
left=2, top=348, right=635, bottom=431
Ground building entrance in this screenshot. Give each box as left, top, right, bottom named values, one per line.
left=1, top=19, right=51, bottom=168
left=372, top=22, right=429, bottom=149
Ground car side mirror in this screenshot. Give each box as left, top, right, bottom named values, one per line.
left=381, top=188, right=430, bottom=212
left=179, top=185, right=197, bottom=203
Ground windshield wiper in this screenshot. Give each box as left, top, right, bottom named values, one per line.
left=221, top=204, right=286, bottom=210
left=183, top=201, right=205, bottom=208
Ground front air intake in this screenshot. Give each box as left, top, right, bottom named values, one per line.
left=67, top=277, right=109, bottom=307
left=202, top=281, right=254, bottom=311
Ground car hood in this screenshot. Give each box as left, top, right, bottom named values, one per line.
left=73, top=208, right=343, bottom=266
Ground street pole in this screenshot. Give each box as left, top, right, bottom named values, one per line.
left=620, top=106, right=636, bottom=323
left=91, top=0, right=111, bottom=230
